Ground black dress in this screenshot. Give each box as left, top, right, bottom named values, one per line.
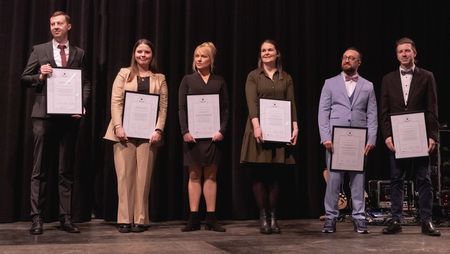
left=178, top=72, right=229, bottom=167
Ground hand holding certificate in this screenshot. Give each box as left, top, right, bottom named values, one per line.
left=259, top=98, right=291, bottom=143
left=46, top=68, right=82, bottom=114
left=330, top=126, right=367, bottom=172
left=187, top=94, right=220, bottom=139
left=390, top=112, right=428, bottom=159
left=122, top=91, right=159, bottom=140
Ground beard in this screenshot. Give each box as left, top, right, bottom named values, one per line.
left=342, top=64, right=356, bottom=75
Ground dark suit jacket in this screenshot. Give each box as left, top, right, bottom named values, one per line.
left=380, top=67, right=439, bottom=141
left=21, top=41, right=91, bottom=118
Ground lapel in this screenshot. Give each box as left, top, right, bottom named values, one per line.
left=45, top=42, right=57, bottom=67
left=351, top=78, right=362, bottom=107
left=392, top=70, right=406, bottom=106
left=408, top=67, right=422, bottom=101
left=149, top=73, right=156, bottom=93
left=67, top=44, right=77, bottom=67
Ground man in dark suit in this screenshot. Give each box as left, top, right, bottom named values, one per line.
left=21, top=11, right=90, bottom=235
left=380, top=37, right=440, bottom=236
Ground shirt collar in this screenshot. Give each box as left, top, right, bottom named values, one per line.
left=52, top=39, right=69, bottom=49
left=399, top=64, right=415, bottom=73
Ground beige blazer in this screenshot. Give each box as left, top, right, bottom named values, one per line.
left=104, top=68, right=168, bottom=141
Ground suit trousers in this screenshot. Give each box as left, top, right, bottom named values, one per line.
left=388, top=153, right=433, bottom=222
left=30, top=117, right=79, bottom=217
left=324, top=151, right=365, bottom=220
left=113, top=139, right=157, bottom=225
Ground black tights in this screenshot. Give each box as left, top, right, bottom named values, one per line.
left=249, top=164, right=282, bottom=210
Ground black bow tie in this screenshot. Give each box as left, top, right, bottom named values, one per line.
left=345, top=75, right=358, bottom=82
left=401, top=70, right=414, bottom=75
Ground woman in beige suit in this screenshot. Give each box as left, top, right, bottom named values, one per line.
left=104, top=39, right=168, bottom=233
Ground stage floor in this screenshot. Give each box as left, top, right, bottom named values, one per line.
left=1, top=219, right=449, bottom=253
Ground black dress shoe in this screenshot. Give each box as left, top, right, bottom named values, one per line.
left=382, top=220, right=402, bottom=234
left=118, top=224, right=131, bottom=233
left=131, top=224, right=146, bottom=233
left=60, top=220, right=80, bottom=233
left=29, top=215, right=43, bottom=235
left=421, top=221, right=441, bottom=236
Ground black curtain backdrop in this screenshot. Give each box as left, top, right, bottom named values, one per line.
left=1, top=0, right=449, bottom=223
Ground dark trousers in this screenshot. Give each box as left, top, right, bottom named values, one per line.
left=30, top=117, right=79, bottom=218
left=389, top=153, right=433, bottom=222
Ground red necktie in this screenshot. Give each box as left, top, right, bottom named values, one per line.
left=58, top=44, right=67, bottom=67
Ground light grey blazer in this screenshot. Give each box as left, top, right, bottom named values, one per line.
left=318, top=73, right=378, bottom=146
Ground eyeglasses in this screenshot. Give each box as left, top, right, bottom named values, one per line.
left=342, top=56, right=359, bottom=62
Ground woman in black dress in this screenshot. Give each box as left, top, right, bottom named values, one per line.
left=178, top=42, right=229, bottom=232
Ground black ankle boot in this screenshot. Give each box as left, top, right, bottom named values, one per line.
left=259, top=209, right=271, bottom=234
left=270, top=210, right=281, bottom=234
left=204, top=212, right=226, bottom=232
left=181, top=212, right=201, bottom=232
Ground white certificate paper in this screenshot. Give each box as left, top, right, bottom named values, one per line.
left=330, top=126, right=367, bottom=172
left=259, top=98, right=291, bottom=143
left=46, top=68, right=82, bottom=114
left=122, top=91, right=159, bottom=140
left=187, top=94, right=220, bottom=139
left=390, top=112, right=428, bottom=159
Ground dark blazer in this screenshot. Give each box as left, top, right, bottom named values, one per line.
left=380, top=67, right=439, bottom=141
left=21, top=41, right=91, bottom=118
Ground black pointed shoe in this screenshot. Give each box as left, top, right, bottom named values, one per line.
left=60, top=216, right=80, bottom=233
left=118, top=224, right=131, bottom=233
left=131, top=224, right=146, bottom=233
left=382, top=220, right=402, bottom=234
left=29, top=215, right=43, bottom=235
left=421, top=221, right=441, bottom=236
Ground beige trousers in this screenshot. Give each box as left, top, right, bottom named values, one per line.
left=113, top=140, right=156, bottom=225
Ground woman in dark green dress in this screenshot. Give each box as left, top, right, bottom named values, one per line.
left=178, top=42, right=229, bottom=232
left=240, top=39, right=299, bottom=234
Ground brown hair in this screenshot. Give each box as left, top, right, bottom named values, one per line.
left=258, top=39, right=283, bottom=73
left=396, top=37, right=416, bottom=52
left=128, top=39, right=158, bottom=82
left=50, top=11, right=71, bottom=24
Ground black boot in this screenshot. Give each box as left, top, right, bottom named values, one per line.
left=205, top=212, right=226, bottom=232
left=270, top=210, right=281, bottom=234
left=259, top=209, right=271, bottom=234
left=181, top=212, right=201, bottom=232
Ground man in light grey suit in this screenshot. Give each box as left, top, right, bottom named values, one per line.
left=318, top=47, right=377, bottom=234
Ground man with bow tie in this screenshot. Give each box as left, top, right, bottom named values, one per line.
left=318, top=47, right=377, bottom=234
left=380, top=37, right=440, bottom=236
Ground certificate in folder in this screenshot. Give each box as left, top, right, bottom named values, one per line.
left=122, top=91, right=159, bottom=140
left=330, top=126, right=367, bottom=172
left=390, top=111, right=428, bottom=159
left=46, top=68, right=82, bottom=114
left=187, top=94, right=221, bottom=139
left=259, top=98, right=291, bottom=143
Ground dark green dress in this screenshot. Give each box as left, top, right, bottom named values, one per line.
left=240, top=68, right=297, bottom=164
